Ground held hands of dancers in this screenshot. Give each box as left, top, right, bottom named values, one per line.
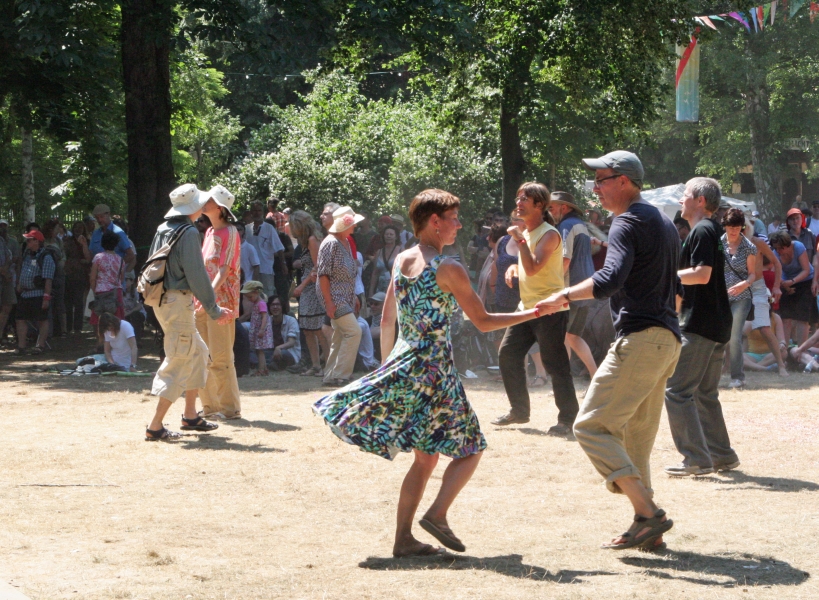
left=535, top=288, right=571, bottom=315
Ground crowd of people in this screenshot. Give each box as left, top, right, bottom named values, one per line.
left=2, top=149, right=819, bottom=556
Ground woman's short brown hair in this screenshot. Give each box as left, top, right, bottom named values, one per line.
left=721, top=207, right=746, bottom=229
left=769, top=231, right=792, bottom=249
left=408, top=189, right=460, bottom=236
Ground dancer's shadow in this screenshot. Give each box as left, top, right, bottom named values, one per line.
left=620, top=551, right=810, bottom=587
left=710, top=471, right=819, bottom=492
left=178, top=435, right=286, bottom=453
left=518, top=428, right=576, bottom=441
left=223, top=420, right=301, bottom=433
left=360, top=553, right=614, bottom=582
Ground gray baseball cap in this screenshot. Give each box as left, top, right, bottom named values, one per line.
left=582, top=151, right=644, bottom=188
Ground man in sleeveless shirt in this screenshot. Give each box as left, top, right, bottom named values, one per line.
left=492, top=182, right=579, bottom=436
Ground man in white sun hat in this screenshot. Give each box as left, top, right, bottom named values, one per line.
left=317, top=206, right=365, bottom=386
left=193, top=185, right=243, bottom=421
left=144, top=183, right=231, bottom=441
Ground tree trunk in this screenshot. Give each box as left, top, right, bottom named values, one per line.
left=21, top=127, right=35, bottom=224
left=744, top=42, right=780, bottom=220
left=121, top=0, right=177, bottom=263
left=500, top=97, right=526, bottom=214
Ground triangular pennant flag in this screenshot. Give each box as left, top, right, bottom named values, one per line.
left=729, top=11, right=752, bottom=31
left=701, top=15, right=719, bottom=30
left=763, top=4, right=770, bottom=26
left=791, top=0, right=805, bottom=17
left=710, top=14, right=726, bottom=21
left=811, top=2, right=818, bottom=23
left=758, top=6, right=765, bottom=29
left=771, top=1, right=778, bottom=24
left=749, top=9, right=759, bottom=31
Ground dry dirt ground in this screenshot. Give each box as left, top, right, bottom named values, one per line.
left=1, top=334, right=817, bottom=600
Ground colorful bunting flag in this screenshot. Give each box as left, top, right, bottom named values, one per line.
left=791, top=0, right=806, bottom=17
left=676, top=37, right=700, bottom=123
left=771, top=1, right=777, bottom=24
left=728, top=11, right=752, bottom=31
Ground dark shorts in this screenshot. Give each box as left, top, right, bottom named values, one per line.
left=566, top=305, right=589, bottom=336
left=778, top=280, right=813, bottom=322
left=1, top=277, right=17, bottom=306
left=16, top=295, right=49, bottom=322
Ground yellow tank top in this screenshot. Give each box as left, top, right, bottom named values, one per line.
left=518, top=221, right=567, bottom=311
left=747, top=315, right=776, bottom=354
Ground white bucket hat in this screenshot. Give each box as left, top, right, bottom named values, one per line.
left=201, top=184, right=237, bottom=221
left=328, top=206, right=365, bottom=233
left=165, top=183, right=206, bottom=218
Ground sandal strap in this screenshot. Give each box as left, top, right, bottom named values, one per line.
left=181, top=416, right=205, bottom=426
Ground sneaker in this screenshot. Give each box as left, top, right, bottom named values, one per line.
left=728, top=379, right=744, bottom=389
left=714, top=460, right=740, bottom=472
left=491, top=412, right=530, bottom=426
left=546, top=422, right=574, bottom=437
left=664, top=464, right=715, bottom=477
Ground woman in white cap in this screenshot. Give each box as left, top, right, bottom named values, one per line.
left=144, top=183, right=229, bottom=441
left=316, top=206, right=364, bottom=385
left=194, top=185, right=242, bottom=420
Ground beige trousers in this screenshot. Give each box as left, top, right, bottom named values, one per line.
left=573, top=327, right=681, bottom=495
left=324, top=312, right=362, bottom=382
left=196, top=312, right=241, bottom=418
left=151, top=291, right=209, bottom=402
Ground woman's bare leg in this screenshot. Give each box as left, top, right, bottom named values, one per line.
left=422, top=452, right=482, bottom=537
left=305, top=330, right=320, bottom=368
left=394, top=450, right=439, bottom=556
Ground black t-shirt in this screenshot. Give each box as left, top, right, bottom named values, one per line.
left=591, top=200, right=682, bottom=340
left=678, top=218, right=732, bottom=344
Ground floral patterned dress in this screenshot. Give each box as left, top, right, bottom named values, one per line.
left=313, top=255, right=487, bottom=460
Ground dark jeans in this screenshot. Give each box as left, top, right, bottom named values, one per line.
left=65, top=281, right=88, bottom=333
left=664, top=332, right=738, bottom=468
left=498, top=310, right=578, bottom=424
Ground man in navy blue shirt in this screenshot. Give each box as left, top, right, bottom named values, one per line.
left=537, top=151, right=682, bottom=551
left=89, top=204, right=135, bottom=272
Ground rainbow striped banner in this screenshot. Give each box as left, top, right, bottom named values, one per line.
left=676, top=38, right=700, bottom=122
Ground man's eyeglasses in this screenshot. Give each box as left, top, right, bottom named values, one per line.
left=593, top=174, right=622, bottom=188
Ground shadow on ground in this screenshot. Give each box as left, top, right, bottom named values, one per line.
left=224, top=420, right=301, bottom=433
left=359, top=553, right=615, bottom=582
left=177, top=434, right=286, bottom=453
left=620, top=551, right=810, bottom=587
left=693, top=471, right=819, bottom=492
left=517, top=427, right=576, bottom=441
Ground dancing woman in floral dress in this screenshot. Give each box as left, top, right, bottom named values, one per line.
left=314, top=189, right=540, bottom=557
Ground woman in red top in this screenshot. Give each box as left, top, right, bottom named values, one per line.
left=195, top=185, right=242, bottom=420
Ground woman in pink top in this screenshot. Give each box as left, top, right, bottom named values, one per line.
left=194, top=185, right=242, bottom=420
left=89, top=229, right=125, bottom=346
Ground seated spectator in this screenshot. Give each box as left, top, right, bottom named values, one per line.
left=743, top=310, right=788, bottom=373
left=99, top=312, right=138, bottom=371
left=788, top=324, right=819, bottom=372
left=355, top=310, right=381, bottom=372
left=241, top=280, right=273, bottom=376
left=265, top=296, right=301, bottom=370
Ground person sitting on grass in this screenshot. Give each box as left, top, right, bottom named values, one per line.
left=787, top=326, right=819, bottom=372
left=265, top=296, right=301, bottom=371
left=99, top=311, right=138, bottom=371
left=241, top=280, right=273, bottom=376
left=742, top=310, right=788, bottom=373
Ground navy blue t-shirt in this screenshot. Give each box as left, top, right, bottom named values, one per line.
left=591, top=200, right=682, bottom=340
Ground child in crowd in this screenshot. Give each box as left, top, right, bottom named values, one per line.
left=89, top=230, right=125, bottom=346
left=242, top=280, right=273, bottom=376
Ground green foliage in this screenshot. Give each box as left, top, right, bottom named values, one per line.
left=171, top=45, right=243, bottom=186
left=218, top=71, right=501, bottom=227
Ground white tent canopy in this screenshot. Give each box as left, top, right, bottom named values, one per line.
left=639, top=184, right=758, bottom=220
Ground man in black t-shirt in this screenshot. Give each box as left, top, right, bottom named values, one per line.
left=664, top=177, right=739, bottom=477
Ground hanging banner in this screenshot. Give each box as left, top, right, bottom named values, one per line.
left=676, top=38, right=700, bottom=122
left=771, top=1, right=777, bottom=24
left=791, top=0, right=806, bottom=17
left=728, top=11, right=752, bottom=31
